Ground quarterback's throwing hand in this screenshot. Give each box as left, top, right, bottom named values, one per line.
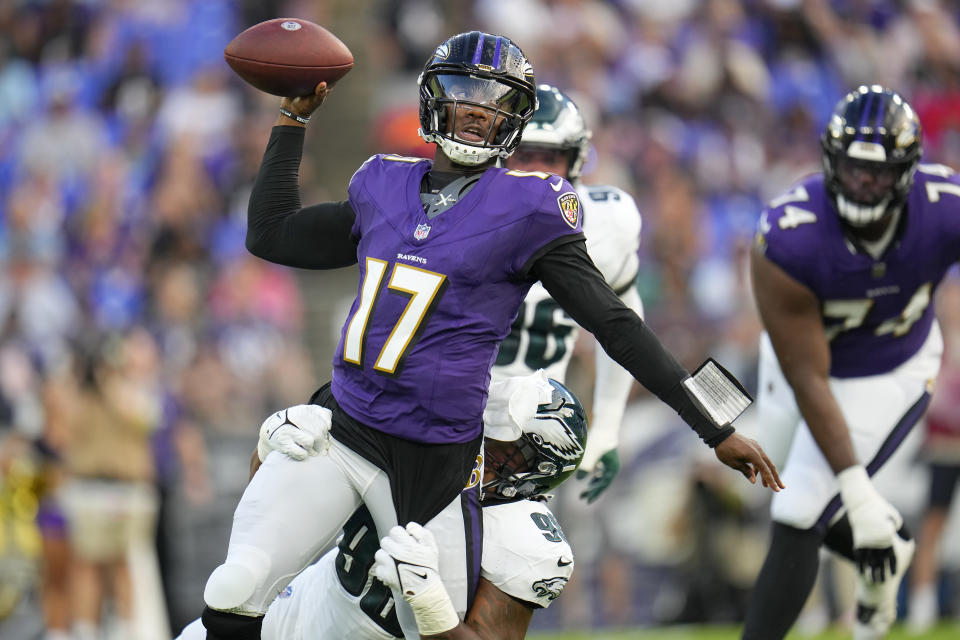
left=373, top=523, right=460, bottom=635
left=713, top=433, right=784, bottom=492
left=256, top=404, right=331, bottom=463
left=280, top=81, right=331, bottom=122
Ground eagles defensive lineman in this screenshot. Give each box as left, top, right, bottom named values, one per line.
left=200, top=30, right=781, bottom=640
left=177, top=373, right=584, bottom=640
left=498, top=84, right=644, bottom=502
left=745, top=86, right=960, bottom=639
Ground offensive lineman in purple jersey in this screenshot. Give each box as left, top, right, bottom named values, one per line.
left=744, top=86, right=960, bottom=639
left=198, top=31, right=781, bottom=640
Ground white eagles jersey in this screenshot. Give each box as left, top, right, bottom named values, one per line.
left=176, top=500, right=573, bottom=640
left=492, top=183, right=642, bottom=382
left=480, top=499, right=574, bottom=608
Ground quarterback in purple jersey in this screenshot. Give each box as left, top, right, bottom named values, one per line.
left=197, top=31, right=781, bottom=640
left=745, top=86, right=959, bottom=639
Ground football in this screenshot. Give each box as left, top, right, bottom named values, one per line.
left=224, top=18, right=354, bottom=97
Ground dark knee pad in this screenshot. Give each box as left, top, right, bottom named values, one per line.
left=743, top=522, right=824, bottom=640
left=201, top=607, right=264, bottom=640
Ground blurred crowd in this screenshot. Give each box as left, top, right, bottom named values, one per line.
left=0, top=0, right=959, bottom=638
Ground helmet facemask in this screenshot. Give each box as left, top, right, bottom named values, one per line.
left=834, top=156, right=914, bottom=226
left=482, top=437, right=539, bottom=500
left=419, top=72, right=533, bottom=165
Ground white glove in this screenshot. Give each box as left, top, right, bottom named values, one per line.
left=256, top=404, right=331, bottom=463
left=483, top=370, right=554, bottom=441
left=372, top=523, right=459, bottom=636
left=838, top=465, right=903, bottom=582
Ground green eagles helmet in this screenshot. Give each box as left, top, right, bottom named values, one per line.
left=519, top=84, right=592, bottom=181
left=483, top=378, right=588, bottom=500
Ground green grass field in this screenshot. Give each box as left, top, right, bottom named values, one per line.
left=527, top=623, right=960, bottom=639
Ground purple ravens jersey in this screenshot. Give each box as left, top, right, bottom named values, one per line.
left=757, top=164, right=960, bottom=377
left=331, top=155, right=583, bottom=443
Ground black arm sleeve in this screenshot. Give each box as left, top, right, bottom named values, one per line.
left=246, top=126, right=359, bottom=269
left=531, top=240, right=734, bottom=447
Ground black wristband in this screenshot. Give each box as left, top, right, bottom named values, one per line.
left=279, top=107, right=310, bottom=124
left=704, top=425, right=736, bottom=448
left=666, top=382, right=737, bottom=448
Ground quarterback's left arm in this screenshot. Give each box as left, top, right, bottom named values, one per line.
left=533, top=241, right=783, bottom=491
left=578, top=284, right=643, bottom=502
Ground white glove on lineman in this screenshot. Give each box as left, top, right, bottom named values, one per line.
left=372, top=523, right=459, bottom=636
left=256, top=404, right=332, bottom=463
left=838, top=464, right=904, bottom=582
left=483, top=369, right=554, bottom=441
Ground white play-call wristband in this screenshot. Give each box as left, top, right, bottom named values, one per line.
left=682, top=358, right=753, bottom=426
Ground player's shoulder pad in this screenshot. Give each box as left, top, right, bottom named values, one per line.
left=913, top=163, right=960, bottom=210
left=578, top=183, right=634, bottom=204
left=350, top=153, right=428, bottom=191
left=755, top=174, right=831, bottom=253
left=357, top=153, right=429, bottom=172
left=578, top=182, right=642, bottom=232
left=498, top=168, right=571, bottom=195
left=499, top=169, right=582, bottom=230
left=481, top=500, right=574, bottom=608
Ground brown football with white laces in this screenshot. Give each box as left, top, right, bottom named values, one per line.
left=224, top=18, right=353, bottom=96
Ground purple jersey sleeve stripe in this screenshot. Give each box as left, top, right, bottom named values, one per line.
left=492, top=36, right=502, bottom=68
left=472, top=33, right=485, bottom=65
left=812, top=389, right=930, bottom=534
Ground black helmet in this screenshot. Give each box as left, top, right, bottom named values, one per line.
left=517, top=84, right=592, bottom=181
left=482, top=378, right=588, bottom=501
left=821, top=85, right=922, bottom=227
left=417, top=31, right=537, bottom=166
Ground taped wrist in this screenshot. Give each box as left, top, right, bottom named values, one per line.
left=665, top=359, right=752, bottom=448
left=404, top=579, right=460, bottom=636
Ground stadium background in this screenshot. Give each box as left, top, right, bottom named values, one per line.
left=0, top=0, right=959, bottom=638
